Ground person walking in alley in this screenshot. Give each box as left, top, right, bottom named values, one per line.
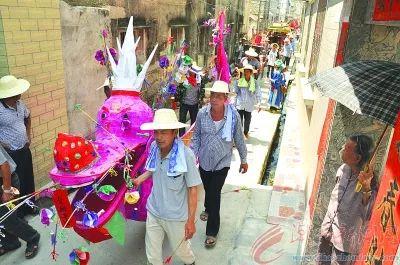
left=190, top=80, right=248, bottom=248
left=268, top=60, right=286, bottom=112
left=0, top=144, right=40, bottom=259
left=134, top=109, right=202, bottom=265
left=178, top=63, right=203, bottom=137
left=282, top=37, right=293, bottom=67
left=234, top=64, right=262, bottom=139
left=318, top=134, right=378, bottom=265
left=0, top=75, right=39, bottom=218
left=266, top=43, right=279, bottom=78
left=241, top=48, right=260, bottom=79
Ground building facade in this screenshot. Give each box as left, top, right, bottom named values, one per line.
left=295, top=0, right=399, bottom=261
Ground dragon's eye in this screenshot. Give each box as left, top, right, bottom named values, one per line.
left=101, top=112, right=108, bottom=119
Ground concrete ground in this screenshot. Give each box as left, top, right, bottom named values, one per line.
left=1, top=79, right=288, bottom=265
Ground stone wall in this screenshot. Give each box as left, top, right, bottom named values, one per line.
left=59, top=1, right=111, bottom=137
left=0, top=0, right=69, bottom=187
left=345, top=0, right=400, bottom=63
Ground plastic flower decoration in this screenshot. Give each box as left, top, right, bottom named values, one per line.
left=125, top=190, right=140, bottom=205
left=69, top=247, right=90, bottom=265
left=40, top=208, right=55, bottom=226
left=95, top=50, right=106, bottom=65
left=96, top=185, right=117, bottom=201
left=159, top=55, right=170, bottom=69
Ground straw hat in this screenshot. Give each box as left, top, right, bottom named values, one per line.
left=205, top=80, right=231, bottom=94
left=271, top=43, right=279, bottom=49
left=245, top=48, right=258, bottom=57
left=140, top=108, right=189, bottom=130
left=0, top=75, right=30, bottom=99
left=243, top=64, right=254, bottom=72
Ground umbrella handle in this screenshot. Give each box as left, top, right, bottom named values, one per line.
left=355, top=165, right=368, bottom=192
left=355, top=124, right=390, bottom=192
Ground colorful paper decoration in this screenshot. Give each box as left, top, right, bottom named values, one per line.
left=69, top=247, right=90, bottom=265
left=124, top=190, right=140, bottom=205
left=40, top=208, right=55, bottom=226
left=105, top=211, right=126, bottom=245
left=53, top=189, right=76, bottom=228
left=159, top=56, right=170, bottom=69
left=82, top=211, right=99, bottom=228
left=54, top=133, right=97, bottom=173
left=96, top=185, right=117, bottom=201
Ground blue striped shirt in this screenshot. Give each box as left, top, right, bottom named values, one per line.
left=190, top=104, right=247, bottom=171
left=0, top=100, right=30, bottom=150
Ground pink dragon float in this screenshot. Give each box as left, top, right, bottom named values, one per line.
left=48, top=17, right=160, bottom=243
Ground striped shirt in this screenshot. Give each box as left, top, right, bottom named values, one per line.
left=233, top=79, right=262, bottom=112
left=0, top=100, right=30, bottom=150
left=183, top=84, right=200, bottom=106
left=190, top=104, right=247, bottom=171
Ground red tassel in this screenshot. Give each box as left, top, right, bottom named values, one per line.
left=50, top=249, right=59, bottom=261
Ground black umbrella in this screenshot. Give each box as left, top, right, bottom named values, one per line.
left=309, top=60, right=400, bottom=125
left=309, top=60, right=400, bottom=191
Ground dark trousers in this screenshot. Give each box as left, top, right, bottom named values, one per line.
left=199, top=167, right=229, bottom=237
left=7, top=146, right=36, bottom=213
left=0, top=173, right=38, bottom=249
left=283, top=56, right=291, bottom=67
left=238, top=110, right=252, bottom=135
left=317, top=236, right=355, bottom=265
left=179, top=103, right=199, bottom=136
left=266, top=65, right=274, bottom=78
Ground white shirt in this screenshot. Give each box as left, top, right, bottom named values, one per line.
left=267, top=50, right=278, bottom=66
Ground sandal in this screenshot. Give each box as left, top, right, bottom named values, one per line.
left=25, top=233, right=40, bottom=259
left=205, top=236, right=217, bottom=248
left=0, top=241, right=21, bottom=256
left=200, top=211, right=208, bottom=222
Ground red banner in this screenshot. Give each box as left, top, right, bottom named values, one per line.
left=373, top=0, right=400, bottom=21
left=52, top=189, right=76, bottom=228
left=356, top=112, right=400, bottom=264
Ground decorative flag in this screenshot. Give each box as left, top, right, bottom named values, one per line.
left=52, top=189, right=76, bottom=228
left=105, top=211, right=126, bottom=245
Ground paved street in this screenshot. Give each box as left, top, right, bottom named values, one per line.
left=1, top=79, right=284, bottom=265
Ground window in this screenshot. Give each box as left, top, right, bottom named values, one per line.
left=170, top=26, right=186, bottom=47
left=199, top=27, right=211, bottom=53
left=118, top=27, right=149, bottom=61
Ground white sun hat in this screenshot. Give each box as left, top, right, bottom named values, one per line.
left=140, top=108, right=189, bottom=130
left=245, top=47, right=258, bottom=57
left=0, top=75, right=30, bottom=99
left=243, top=64, right=254, bottom=71
left=205, top=80, right=230, bottom=93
